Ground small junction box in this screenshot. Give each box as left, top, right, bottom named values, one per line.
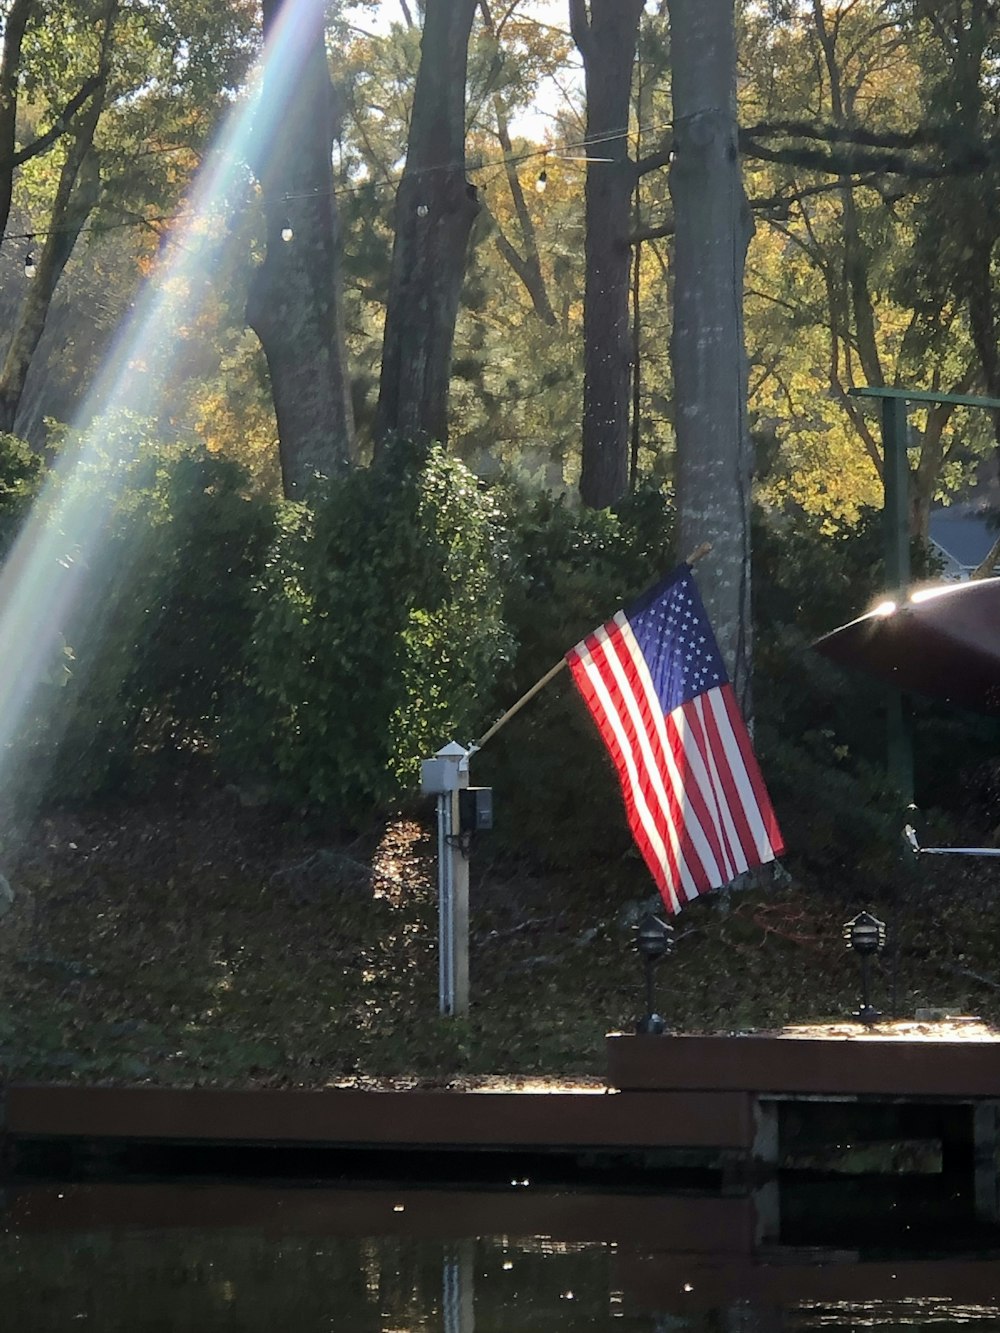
left=459, top=787, right=493, bottom=833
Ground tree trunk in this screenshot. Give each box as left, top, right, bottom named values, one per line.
left=0, top=0, right=115, bottom=435
left=0, top=131, right=105, bottom=436
left=373, top=0, right=480, bottom=454
left=0, top=0, right=34, bottom=247
left=570, top=0, right=643, bottom=509
left=669, top=0, right=754, bottom=706
left=246, top=0, right=354, bottom=497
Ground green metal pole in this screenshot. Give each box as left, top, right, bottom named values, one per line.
left=881, top=396, right=911, bottom=1020
left=881, top=396, right=910, bottom=597
left=880, top=395, right=913, bottom=809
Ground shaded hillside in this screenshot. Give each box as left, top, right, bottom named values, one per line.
left=2, top=782, right=1000, bottom=1088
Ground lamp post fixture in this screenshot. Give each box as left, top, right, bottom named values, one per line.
left=843, top=910, right=887, bottom=1025
left=634, top=912, right=674, bottom=1034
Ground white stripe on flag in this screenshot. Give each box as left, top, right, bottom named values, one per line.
left=593, top=620, right=706, bottom=897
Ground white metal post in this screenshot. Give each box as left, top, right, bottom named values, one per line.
left=450, top=784, right=470, bottom=1016
left=421, top=742, right=470, bottom=1017
left=437, top=791, right=453, bottom=1012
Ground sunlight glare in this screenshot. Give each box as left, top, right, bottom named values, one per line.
left=0, top=0, right=318, bottom=806
left=909, top=582, right=964, bottom=604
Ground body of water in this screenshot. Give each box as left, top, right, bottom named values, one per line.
left=3, top=1178, right=1000, bottom=1330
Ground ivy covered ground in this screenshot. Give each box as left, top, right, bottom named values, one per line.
left=2, top=782, right=1000, bottom=1089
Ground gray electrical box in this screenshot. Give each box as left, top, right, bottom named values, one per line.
left=420, top=741, right=469, bottom=795
left=459, top=786, right=493, bottom=832
left=421, top=758, right=456, bottom=795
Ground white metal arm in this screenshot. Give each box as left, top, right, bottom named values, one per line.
left=904, top=824, right=1000, bottom=858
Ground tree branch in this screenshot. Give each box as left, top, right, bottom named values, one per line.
left=7, top=73, right=103, bottom=172
left=639, top=115, right=937, bottom=183
left=631, top=216, right=673, bottom=244
left=630, top=177, right=876, bottom=245
left=739, top=132, right=998, bottom=180
left=567, top=0, right=593, bottom=62
left=635, top=134, right=673, bottom=178
left=742, top=116, right=969, bottom=153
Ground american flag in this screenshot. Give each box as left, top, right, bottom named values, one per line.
left=566, top=564, right=784, bottom=914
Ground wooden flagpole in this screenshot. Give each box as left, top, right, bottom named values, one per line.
left=474, top=542, right=712, bottom=751
left=474, top=658, right=564, bottom=749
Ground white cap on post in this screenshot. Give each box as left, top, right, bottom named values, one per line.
left=420, top=741, right=471, bottom=795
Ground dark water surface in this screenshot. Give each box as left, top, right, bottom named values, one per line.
left=4, top=1179, right=1000, bottom=1330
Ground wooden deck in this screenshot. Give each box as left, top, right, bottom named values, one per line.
left=607, top=1024, right=1000, bottom=1098
left=2, top=1081, right=752, bottom=1154
left=4, top=1024, right=1000, bottom=1175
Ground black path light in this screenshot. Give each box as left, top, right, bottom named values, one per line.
left=634, top=912, right=674, bottom=1034
left=843, top=910, right=887, bottom=1025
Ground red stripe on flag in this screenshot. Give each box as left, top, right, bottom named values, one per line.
left=660, top=708, right=728, bottom=895
left=659, top=702, right=732, bottom=894
left=719, top=684, right=785, bottom=858
left=591, top=633, right=703, bottom=905
left=672, top=700, right=742, bottom=883
left=582, top=626, right=615, bottom=658
left=566, top=645, right=682, bottom=908
left=696, top=691, right=760, bottom=872
left=583, top=643, right=684, bottom=909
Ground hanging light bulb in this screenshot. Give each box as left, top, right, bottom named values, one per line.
left=535, top=165, right=548, bottom=194
left=23, top=236, right=36, bottom=279
left=280, top=219, right=293, bottom=242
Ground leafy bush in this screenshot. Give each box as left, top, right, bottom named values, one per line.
left=19, top=418, right=274, bottom=801
left=229, top=439, right=513, bottom=817
left=0, top=432, right=43, bottom=555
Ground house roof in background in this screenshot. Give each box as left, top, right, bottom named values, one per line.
left=929, top=504, right=1000, bottom=569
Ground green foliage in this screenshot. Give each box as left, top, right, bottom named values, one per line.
left=24, top=418, right=274, bottom=801
left=0, top=0, right=259, bottom=454
left=751, top=509, right=900, bottom=876
left=229, top=439, right=513, bottom=816
left=477, top=484, right=675, bottom=870
left=8, top=426, right=992, bottom=907
left=0, top=432, right=44, bottom=555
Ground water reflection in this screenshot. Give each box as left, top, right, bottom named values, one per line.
left=2, top=1180, right=1000, bottom=1330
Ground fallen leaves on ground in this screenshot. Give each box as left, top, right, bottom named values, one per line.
left=2, top=787, right=1000, bottom=1088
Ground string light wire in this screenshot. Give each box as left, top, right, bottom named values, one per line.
left=3, top=115, right=675, bottom=254
left=280, top=115, right=673, bottom=204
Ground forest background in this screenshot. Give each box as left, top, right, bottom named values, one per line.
left=2, top=0, right=1000, bottom=1086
